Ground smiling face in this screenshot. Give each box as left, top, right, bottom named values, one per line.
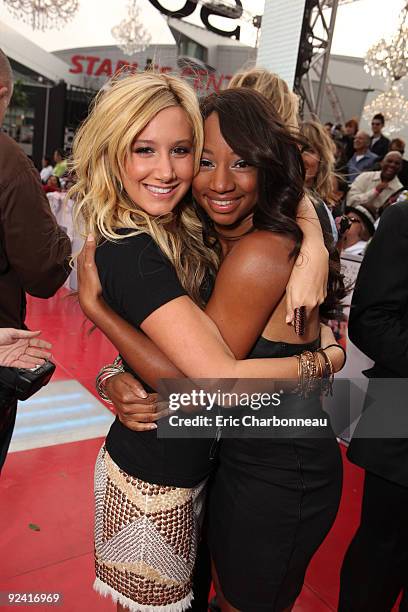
left=381, top=151, right=402, bottom=181
left=353, top=131, right=370, bottom=153
left=122, top=106, right=194, bottom=216
left=192, top=112, right=258, bottom=228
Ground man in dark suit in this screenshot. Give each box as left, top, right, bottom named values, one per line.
left=369, top=113, right=390, bottom=160
left=338, top=201, right=408, bottom=611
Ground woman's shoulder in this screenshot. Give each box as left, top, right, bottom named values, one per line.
left=97, top=231, right=168, bottom=273
left=98, top=231, right=157, bottom=255
left=220, top=230, right=294, bottom=287
left=99, top=229, right=151, bottom=246
left=231, top=230, right=294, bottom=262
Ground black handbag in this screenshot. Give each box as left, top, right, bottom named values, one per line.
left=0, top=361, right=56, bottom=401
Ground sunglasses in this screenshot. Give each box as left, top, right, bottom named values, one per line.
left=371, top=122, right=382, bottom=126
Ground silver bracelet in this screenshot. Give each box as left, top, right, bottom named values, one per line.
left=95, top=355, right=125, bottom=403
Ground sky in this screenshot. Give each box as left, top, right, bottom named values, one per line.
left=0, top=0, right=406, bottom=58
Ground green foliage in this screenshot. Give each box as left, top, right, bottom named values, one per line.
left=10, top=80, right=28, bottom=110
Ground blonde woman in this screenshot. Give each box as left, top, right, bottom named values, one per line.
left=300, top=119, right=339, bottom=247
left=73, top=74, right=345, bottom=612
left=300, top=120, right=337, bottom=205
left=228, top=67, right=300, bottom=133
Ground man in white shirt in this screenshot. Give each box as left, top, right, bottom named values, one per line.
left=346, top=152, right=403, bottom=217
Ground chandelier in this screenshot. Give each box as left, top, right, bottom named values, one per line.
left=364, top=2, right=408, bottom=81
left=363, top=84, right=408, bottom=134
left=3, top=0, right=79, bottom=30
left=111, top=0, right=151, bottom=56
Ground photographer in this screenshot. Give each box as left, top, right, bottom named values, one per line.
left=0, top=50, right=71, bottom=470
left=337, top=205, right=375, bottom=257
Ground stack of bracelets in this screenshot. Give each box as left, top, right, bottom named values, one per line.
left=297, top=348, right=332, bottom=399
left=96, top=355, right=125, bottom=404
left=95, top=345, right=346, bottom=403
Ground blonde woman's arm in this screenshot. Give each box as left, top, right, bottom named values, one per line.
left=285, top=195, right=328, bottom=324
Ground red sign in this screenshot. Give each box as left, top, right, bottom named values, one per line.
left=69, top=55, right=232, bottom=92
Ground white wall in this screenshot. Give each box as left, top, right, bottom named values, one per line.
left=316, top=54, right=408, bottom=145
left=256, top=0, right=306, bottom=89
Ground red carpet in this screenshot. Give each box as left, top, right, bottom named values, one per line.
left=0, top=289, right=399, bottom=611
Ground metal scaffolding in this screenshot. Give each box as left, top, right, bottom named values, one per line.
left=294, top=0, right=342, bottom=120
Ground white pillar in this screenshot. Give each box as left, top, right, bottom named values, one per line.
left=256, top=0, right=306, bottom=89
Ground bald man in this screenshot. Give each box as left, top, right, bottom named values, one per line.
left=347, top=130, right=379, bottom=184
left=0, top=52, right=13, bottom=125
left=0, top=49, right=71, bottom=469
left=346, top=151, right=403, bottom=217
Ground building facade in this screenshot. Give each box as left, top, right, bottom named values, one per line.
left=1, top=17, right=255, bottom=166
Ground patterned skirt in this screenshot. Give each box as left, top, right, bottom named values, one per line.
left=93, top=446, right=207, bottom=612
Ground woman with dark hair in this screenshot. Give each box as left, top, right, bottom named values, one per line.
left=78, top=86, right=345, bottom=612
left=199, top=91, right=344, bottom=612
left=42, top=174, right=61, bottom=194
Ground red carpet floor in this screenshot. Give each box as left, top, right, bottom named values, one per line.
left=0, top=289, right=397, bottom=611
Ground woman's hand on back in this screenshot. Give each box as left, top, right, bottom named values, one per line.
left=286, top=238, right=328, bottom=324
left=286, top=195, right=329, bottom=326
left=105, top=372, right=168, bottom=432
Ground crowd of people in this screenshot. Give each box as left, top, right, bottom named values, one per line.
left=323, top=114, right=408, bottom=252
left=0, top=46, right=407, bottom=612
left=38, top=148, right=69, bottom=193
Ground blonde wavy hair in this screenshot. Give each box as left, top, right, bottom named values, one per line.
left=70, top=71, right=219, bottom=306
left=300, top=119, right=337, bottom=206
left=228, top=67, right=300, bottom=132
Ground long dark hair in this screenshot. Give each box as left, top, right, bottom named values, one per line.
left=200, top=88, right=304, bottom=257
left=199, top=88, right=345, bottom=318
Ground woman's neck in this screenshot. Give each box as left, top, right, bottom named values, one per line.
left=215, top=213, right=255, bottom=255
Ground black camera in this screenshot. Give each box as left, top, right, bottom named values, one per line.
left=338, top=215, right=352, bottom=237
left=0, top=361, right=56, bottom=401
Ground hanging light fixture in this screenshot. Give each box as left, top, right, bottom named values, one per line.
left=363, top=84, right=408, bottom=134
left=3, top=0, right=79, bottom=30
left=111, top=0, right=151, bottom=56
left=364, top=2, right=408, bottom=82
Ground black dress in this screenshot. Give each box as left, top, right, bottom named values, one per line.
left=208, top=337, right=343, bottom=611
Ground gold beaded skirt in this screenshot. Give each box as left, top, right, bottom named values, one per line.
left=93, top=446, right=207, bottom=612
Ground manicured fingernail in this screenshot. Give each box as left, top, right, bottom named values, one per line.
left=87, top=234, right=94, bottom=242
left=149, top=424, right=157, bottom=430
